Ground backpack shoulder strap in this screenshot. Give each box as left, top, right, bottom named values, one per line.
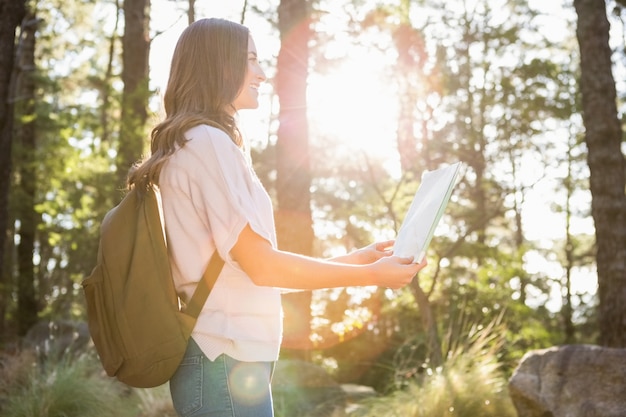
left=150, top=185, right=225, bottom=319
left=184, top=251, right=225, bottom=318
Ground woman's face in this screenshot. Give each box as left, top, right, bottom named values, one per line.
left=232, top=35, right=266, bottom=111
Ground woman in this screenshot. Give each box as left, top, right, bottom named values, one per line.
left=128, top=18, right=426, bottom=417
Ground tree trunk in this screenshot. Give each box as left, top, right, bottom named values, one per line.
left=188, top=0, right=195, bottom=25
left=14, top=13, right=39, bottom=336
left=0, top=0, right=27, bottom=339
left=393, top=22, right=423, bottom=177
left=562, top=134, right=577, bottom=344
left=118, top=0, right=150, bottom=190
left=574, top=0, right=626, bottom=347
left=275, top=0, right=314, bottom=358
left=100, top=0, right=121, bottom=146
left=409, top=279, right=443, bottom=367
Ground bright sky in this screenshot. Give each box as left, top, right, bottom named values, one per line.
left=148, top=0, right=598, bottom=312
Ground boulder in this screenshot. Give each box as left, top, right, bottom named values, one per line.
left=509, top=344, right=626, bottom=417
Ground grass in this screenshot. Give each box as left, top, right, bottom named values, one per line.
left=351, top=320, right=517, bottom=417
left=133, top=384, right=178, bottom=417
left=0, top=351, right=128, bottom=417
left=0, top=349, right=177, bottom=417
left=0, top=319, right=516, bottom=417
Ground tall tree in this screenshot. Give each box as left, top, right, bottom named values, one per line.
left=558, top=124, right=594, bottom=344
left=13, top=12, right=39, bottom=336
left=117, top=0, right=150, bottom=190
left=0, top=0, right=27, bottom=338
left=275, top=0, right=314, bottom=357
left=575, top=0, right=626, bottom=347
left=99, top=0, right=121, bottom=146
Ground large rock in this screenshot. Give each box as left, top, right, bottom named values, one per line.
left=509, top=344, right=626, bottom=417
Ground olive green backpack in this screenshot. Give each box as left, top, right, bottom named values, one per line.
left=82, top=186, right=224, bottom=388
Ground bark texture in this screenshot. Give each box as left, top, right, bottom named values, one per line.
left=118, top=0, right=150, bottom=190
left=574, top=0, right=626, bottom=347
left=0, top=0, right=27, bottom=336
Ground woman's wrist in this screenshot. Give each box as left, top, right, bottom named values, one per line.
left=327, top=251, right=359, bottom=264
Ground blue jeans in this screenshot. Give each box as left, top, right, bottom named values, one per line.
left=170, top=338, right=274, bottom=417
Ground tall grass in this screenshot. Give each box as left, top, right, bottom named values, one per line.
left=0, top=350, right=132, bottom=417
left=353, top=320, right=517, bottom=417
left=0, top=318, right=516, bottom=417
left=0, top=347, right=181, bottom=417
left=133, top=384, right=177, bottom=417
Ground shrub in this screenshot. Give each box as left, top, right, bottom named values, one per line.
left=0, top=350, right=133, bottom=417
left=353, top=321, right=517, bottom=417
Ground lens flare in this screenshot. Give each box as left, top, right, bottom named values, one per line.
left=228, top=362, right=271, bottom=406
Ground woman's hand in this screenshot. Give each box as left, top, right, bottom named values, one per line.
left=331, top=240, right=395, bottom=265
left=368, top=255, right=428, bottom=289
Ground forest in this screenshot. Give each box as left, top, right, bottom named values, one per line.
left=0, top=0, right=625, bottom=416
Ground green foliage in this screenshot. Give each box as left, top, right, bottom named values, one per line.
left=0, top=349, right=178, bottom=417
left=3, top=0, right=126, bottom=333
left=431, top=249, right=562, bottom=371
left=353, top=321, right=516, bottom=417
left=0, top=352, right=128, bottom=417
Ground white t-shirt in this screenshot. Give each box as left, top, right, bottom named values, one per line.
left=159, top=124, right=282, bottom=362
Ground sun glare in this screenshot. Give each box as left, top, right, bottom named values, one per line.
left=307, top=55, right=399, bottom=163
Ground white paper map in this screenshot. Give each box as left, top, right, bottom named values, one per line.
left=393, top=162, right=462, bottom=263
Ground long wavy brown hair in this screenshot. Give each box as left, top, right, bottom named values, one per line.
left=128, top=18, right=249, bottom=192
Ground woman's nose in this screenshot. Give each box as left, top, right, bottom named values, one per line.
left=256, top=66, right=267, bottom=82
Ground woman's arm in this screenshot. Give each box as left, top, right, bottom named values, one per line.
left=230, top=224, right=426, bottom=290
